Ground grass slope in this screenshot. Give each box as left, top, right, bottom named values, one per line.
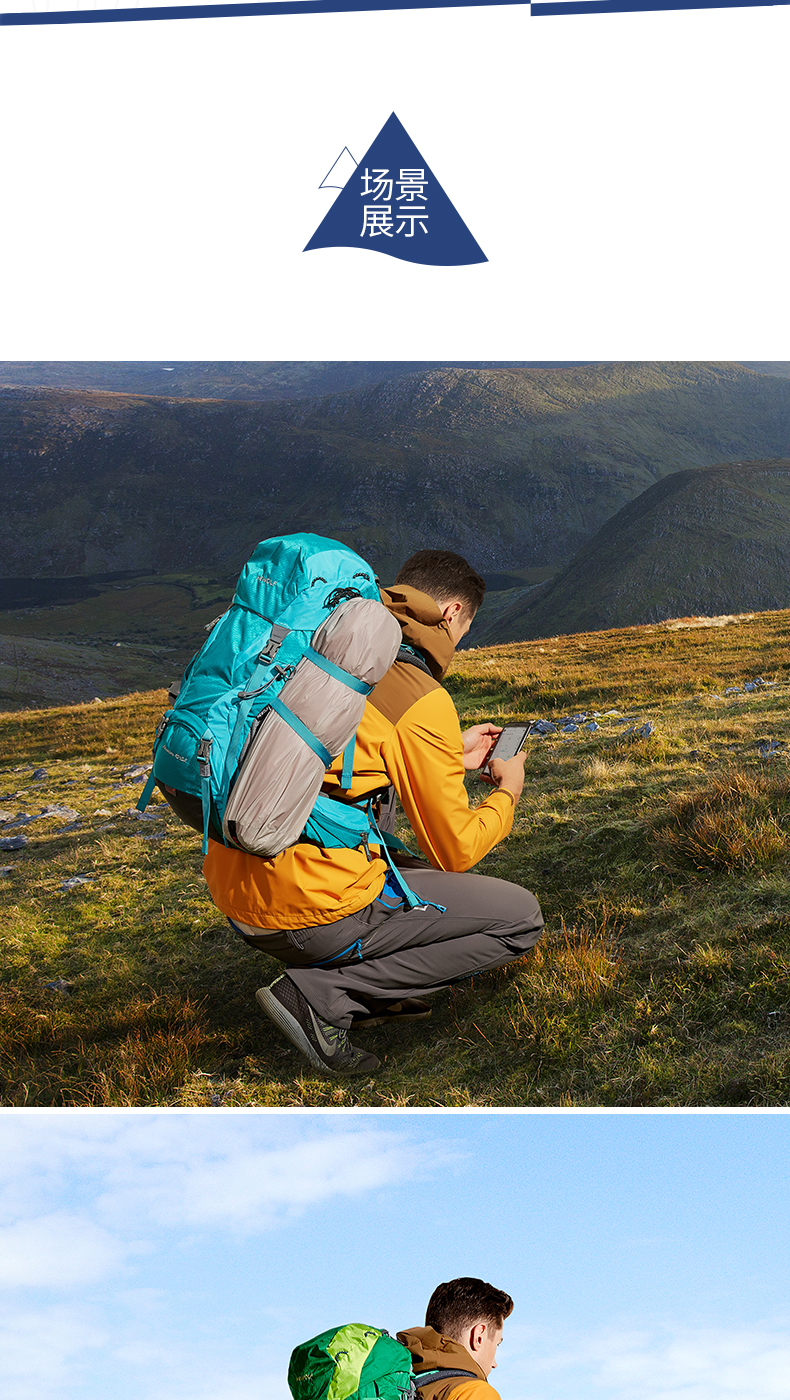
left=5, top=362, right=790, bottom=583
left=485, top=459, right=790, bottom=643
left=2, top=609, right=790, bottom=1107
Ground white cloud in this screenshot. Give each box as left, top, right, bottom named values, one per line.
left=107, top=1340, right=290, bottom=1400
left=0, top=1295, right=256, bottom=1400
left=0, top=1301, right=105, bottom=1400
left=503, top=1322, right=790, bottom=1400
left=121, top=1356, right=290, bottom=1400
left=98, top=1131, right=415, bottom=1230
left=587, top=1324, right=790, bottom=1399
left=0, top=1115, right=452, bottom=1400
left=0, top=1212, right=125, bottom=1288
left=0, top=1117, right=434, bottom=1236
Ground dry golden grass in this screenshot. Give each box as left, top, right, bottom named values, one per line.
left=580, top=757, right=611, bottom=783
left=650, top=770, right=790, bottom=872
left=0, top=691, right=168, bottom=761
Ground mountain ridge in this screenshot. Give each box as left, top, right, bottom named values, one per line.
left=481, top=458, right=790, bottom=642
left=5, top=361, right=790, bottom=586
left=0, top=360, right=591, bottom=402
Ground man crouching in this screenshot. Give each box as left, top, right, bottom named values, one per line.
left=204, top=550, right=543, bottom=1074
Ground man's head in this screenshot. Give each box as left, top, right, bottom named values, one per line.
left=425, top=1277, right=513, bottom=1377
left=393, top=551, right=486, bottom=646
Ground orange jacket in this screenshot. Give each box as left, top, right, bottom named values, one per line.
left=202, top=586, right=514, bottom=930
left=397, top=1328, right=501, bottom=1400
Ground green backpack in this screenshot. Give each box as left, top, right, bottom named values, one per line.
left=288, top=1324, right=477, bottom=1400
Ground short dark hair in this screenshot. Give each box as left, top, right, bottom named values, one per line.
left=394, top=551, right=485, bottom=618
left=425, top=1278, right=514, bottom=1339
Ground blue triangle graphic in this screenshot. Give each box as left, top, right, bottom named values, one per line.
left=304, top=112, right=487, bottom=267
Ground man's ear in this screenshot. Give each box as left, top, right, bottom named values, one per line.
left=441, top=600, right=464, bottom=626
left=468, top=1322, right=487, bottom=1353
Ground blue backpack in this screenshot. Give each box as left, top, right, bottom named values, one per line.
left=137, top=533, right=431, bottom=910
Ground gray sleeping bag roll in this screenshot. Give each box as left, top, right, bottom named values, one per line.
left=222, top=596, right=402, bottom=857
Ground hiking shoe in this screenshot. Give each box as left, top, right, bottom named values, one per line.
left=351, top=998, right=432, bottom=1029
left=256, top=974, right=380, bottom=1075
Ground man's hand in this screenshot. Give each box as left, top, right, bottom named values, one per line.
left=489, top=751, right=527, bottom=803
left=462, top=723, right=502, bottom=771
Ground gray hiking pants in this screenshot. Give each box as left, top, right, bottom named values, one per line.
left=232, top=868, right=543, bottom=1029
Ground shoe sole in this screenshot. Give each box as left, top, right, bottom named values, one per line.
left=256, top=985, right=329, bottom=1073
left=256, top=986, right=380, bottom=1076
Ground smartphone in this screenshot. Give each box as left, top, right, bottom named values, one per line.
left=485, top=723, right=530, bottom=767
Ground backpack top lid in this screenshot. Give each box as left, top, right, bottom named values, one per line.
left=288, top=1324, right=414, bottom=1400
left=233, top=535, right=380, bottom=629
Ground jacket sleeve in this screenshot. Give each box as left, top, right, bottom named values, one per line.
left=382, top=686, right=515, bottom=872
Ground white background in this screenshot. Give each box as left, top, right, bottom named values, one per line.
left=2, top=2, right=789, bottom=357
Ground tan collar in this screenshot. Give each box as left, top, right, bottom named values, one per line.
left=380, top=584, right=455, bottom=681
left=396, top=1326, right=487, bottom=1383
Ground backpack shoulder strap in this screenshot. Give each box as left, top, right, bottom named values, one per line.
left=413, top=1368, right=479, bottom=1390
left=396, top=643, right=434, bottom=679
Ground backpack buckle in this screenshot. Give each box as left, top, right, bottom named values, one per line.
left=258, top=623, right=289, bottom=662
left=197, top=736, right=213, bottom=778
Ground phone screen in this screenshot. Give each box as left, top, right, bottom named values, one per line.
left=486, top=724, right=530, bottom=766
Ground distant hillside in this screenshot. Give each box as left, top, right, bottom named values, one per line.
left=485, top=459, right=790, bottom=641
left=739, top=363, right=790, bottom=379
left=0, top=631, right=176, bottom=710
left=4, top=362, right=790, bottom=585
left=0, top=361, right=587, bottom=401
left=0, top=572, right=237, bottom=710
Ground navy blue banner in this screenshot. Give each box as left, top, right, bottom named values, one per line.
left=533, top=0, right=785, bottom=13
left=1, top=0, right=784, bottom=27
left=0, top=0, right=525, bottom=25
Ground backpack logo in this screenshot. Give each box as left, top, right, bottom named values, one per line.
left=162, top=744, right=188, bottom=764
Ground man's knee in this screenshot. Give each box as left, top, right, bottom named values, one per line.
left=464, top=873, right=543, bottom=943
left=407, top=869, right=543, bottom=942
left=492, top=878, right=543, bottom=935
left=480, top=881, right=543, bottom=970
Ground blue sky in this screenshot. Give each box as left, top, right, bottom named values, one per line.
left=1, top=1111, right=789, bottom=1400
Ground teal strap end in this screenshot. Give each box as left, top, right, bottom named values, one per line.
left=136, top=769, right=158, bottom=813
left=340, top=735, right=356, bottom=790
left=366, top=801, right=441, bottom=912
left=200, top=774, right=212, bottom=856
